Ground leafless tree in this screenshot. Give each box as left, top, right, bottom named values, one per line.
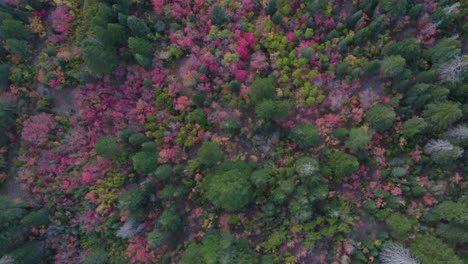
left=439, top=55, right=468, bottom=83
left=379, top=242, right=420, bottom=264
left=424, top=139, right=454, bottom=155
left=446, top=125, right=468, bottom=140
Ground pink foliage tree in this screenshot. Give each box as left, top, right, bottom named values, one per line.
left=21, top=113, right=56, bottom=145
left=49, top=5, right=73, bottom=43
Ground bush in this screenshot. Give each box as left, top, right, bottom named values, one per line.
left=365, top=105, right=396, bottom=132
left=126, top=16, right=149, bottom=37
left=147, top=229, right=168, bottom=248
left=188, top=109, right=207, bottom=125
left=250, top=77, right=277, bottom=103
left=82, top=44, right=116, bottom=75
left=210, top=4, right=228, bottom=26
left=132, top=151, right=158, bottom=174
left=424, top=101, right=462, bottom=131
left=5, top=39, right=30, bottom=59
left=251, top=169, right=271, bottom=188
left=345, top=127, right=370, bottom=151
left=288, top=192, right=313, bottom=222
left=363, top=60, right=381, bottom=76
left=119, top=128, right=135, bottom=144
left=391, top=167, right=407, bottom=177
left=410, top=235, right=462, bottom=264
left=94, top=136, right=120, bottom=158
left=21, top=209, right=49, bottom=227
left=160, top=208, right=181, bottom=232
left=255, top=100, right=275, bottom=120
left=152, top=164, right=173, bottom=180
left=0, top=65, right=10, bottom=91
left=83, top=249, right=109, bottom=264
left=290, top=124, right=320, bottom=147
left=141, top=141, right=157, bottom=152
left=401, top=117, right=428, bottom=138
left=119, top=188, right=146, bottom=212
left=128, top=132, right=147, bottom=148
left=221, top=119, right=241, bottom=134
left=0, top=19, right=31, bottom=40
left=379, top=0, right=407, bottom=16
left=8, top=242, right=45, bottom=264
left=382, top=38, right=421, bottom=65
left=386, top=213, right=415, bottom=239
left=180, top=231, right=258, bottom=264
left=327, top=151, right=359, bottom=181
left=380, top=55, right=406, bottom=79
left=95, top=23, right=127, bottom=47
left=205, top=168, right=254, bottom=212
left=128, top=37, right=152, bottom=56
left=197, top=142, right=224, bottom=167
left=294, top=157, right=320, bottom=184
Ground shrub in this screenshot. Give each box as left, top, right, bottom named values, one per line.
left=255, top=100, right=290, bottom=120
left=436, top=224, right=468, bottom=244
left=119, top=128, right=135, bottom=144
left=255, top=100, right=275, bottom=120
left=221, top=119, right=241, bottom=134
left=379, top=242, right=419, bottom=264
left=288, top=192, right=313, bottom=222
left=118, top=188, right=146, bottom=212
left=5, top=39, right=30, bottom=59
left=210, top=4, right=228, bottom=26
left=21, top=209, right=49, bottom=227
left=8, top=242, right=45, bottom=264
left=159, top=184, right=188, bottom=201
left=126, top=16, right=149, bottom=37
left=401, top=117, right=428, bottom=138
left=327, top=151, right=359, bottom=181
left=128, top=132, right=147, bottom=148
left=147, top=229, right=168, bottom=248
left=345, top=127, right=371, bottom=151
left=391, top=167, right=407, bottom=177
left=250, top=77, right=277, bottom=103
left=188, top=109, right=207, bottom=125
left=82, top=44, right=116, bottom=75
left=152, top=164, right=173, bottom=180
left=290, top=124, right=320, bottom=147
left=94, top=136, right=120, bottom=158
left=365, top=105, right=396, bottom=132
left=379, top=0, right=407, bottom=16
left=128, top=37, right=152, bottom=56
left=333, top=128, right=348, bottom=140
left=0, top=65, right=10, bottom=91
left=383, top=38, right=421, bottom=65
left=205, top=168, right=254, bottom=212
left=295, top=157, right=320, bottom=184
left=197, top=142, right=224, bottom=167
left=251, top=169, right=271, bottom=188
left=410, top=235, right=462, bottom=264
left=424, top=101, right=462, bottom=131
left=132, top=151, right=158, bottom=174
left=141, top=141, right=157, bottom=152
left=160, top=208, right=181, bottom=232
left=386, top=213, right=415, bottom=239
left=83, top=249, right=109, bottom=264
left=0, top=19, right=31, bottom=40
left=380, top=55, right=406, bottom=79
left=180, top=231, right=258, bottom=264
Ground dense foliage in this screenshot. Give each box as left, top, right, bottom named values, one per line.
left=0, top=0, right=466, bottom=263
